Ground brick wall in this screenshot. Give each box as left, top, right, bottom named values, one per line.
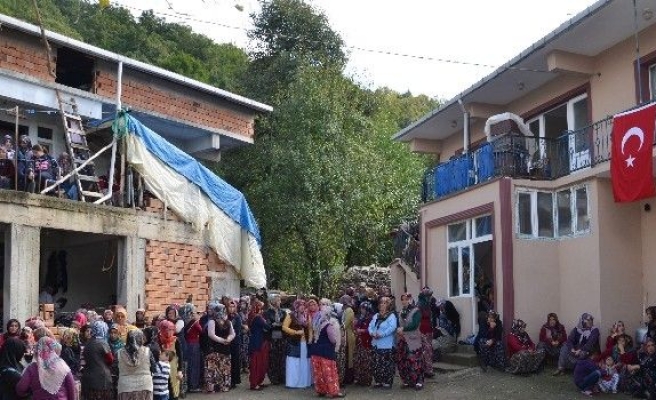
left=0, top=31, right=54, bottom=81
left=95, top=68, right=255, bottom=139
left=144, top=239, right=227, bottom=316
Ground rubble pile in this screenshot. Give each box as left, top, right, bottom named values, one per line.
left=338, top=265, right=390, bottom=290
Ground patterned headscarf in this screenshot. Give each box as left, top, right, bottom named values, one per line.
left=293, top=299, right=307, bottom=326
left=339, top=295, right=353, bottom=308
left=36, top=337, right=71, bottom=395
left=25, top=317, right=45, bottom=331
left=510, top=319, right=530, bottom=345
left=90, top=320, right=108, bottom=341
left=73, top=312, right=88, bottom=328
left=60, top=328, right=79, bottom=348
left=158, top=320, right=176, bottom=349
left=178, top=303, right=195, bottom=324
left=248, top=300, right=264, bottom=325
left=124, top=330, right=144, bottom=366
left=108, top=324, right=124, bottom=354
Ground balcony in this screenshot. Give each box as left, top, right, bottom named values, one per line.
left=421, top=116, right=613, bottom=202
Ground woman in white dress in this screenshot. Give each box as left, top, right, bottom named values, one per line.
left=282, top=299, right=312, bottom=388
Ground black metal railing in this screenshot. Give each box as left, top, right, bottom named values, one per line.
left=422, top=116, right=614, bottom=202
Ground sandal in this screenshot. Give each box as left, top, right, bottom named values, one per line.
left=415, top=384, right=424, bottom=391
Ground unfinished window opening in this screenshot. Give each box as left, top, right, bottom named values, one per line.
left=40, top=229, right=119, bottom=318
left=55, top=47, right=95, bottom=91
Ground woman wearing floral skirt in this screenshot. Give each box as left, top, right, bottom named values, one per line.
left=396, top=294, right=424, bottom=390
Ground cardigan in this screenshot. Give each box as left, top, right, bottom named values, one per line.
left=117, top=347, right=154, bottom=394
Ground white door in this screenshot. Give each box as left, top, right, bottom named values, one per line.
left=567, top=94, right=590, bottom=171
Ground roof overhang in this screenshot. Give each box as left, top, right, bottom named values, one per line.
left=394, top=0, right=656, bottom=142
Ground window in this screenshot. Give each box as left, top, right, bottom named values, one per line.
left=517, top=185, right=590, bottom=239
left=55, top=47, right=95, bottom=91
left=447, top=216, right=493, bottom=297
left=650, top=64, right=656, bottom=100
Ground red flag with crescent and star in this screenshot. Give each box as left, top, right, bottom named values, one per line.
left=611, top=103, right=656, bottom=202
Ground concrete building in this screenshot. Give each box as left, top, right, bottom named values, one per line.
left=0, top=14, right=271, bottom=323
left=393, top=0, right=656, bottom=341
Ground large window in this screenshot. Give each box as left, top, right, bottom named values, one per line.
left=447, top=215, right=493, bottom=297
left=516, top=185, right=590, bottom=239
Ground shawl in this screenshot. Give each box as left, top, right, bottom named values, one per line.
left=313, top=305, right=333, bottom=343
left=0, top=337, right=26, bottom=372
left=36, top=337, right=71, bottom=395
left=178, top=303, right=195, bottom=325
left=108, top=325, right=125, bottom=354
left=123, top=330, right=144, bottom=366
left=292, top=299, right=307, bottom=326
left=576, top=313, right=595, bottom=343
left=73, top=312, right=87, bottom=328
left=90, top=320, right=108, bottom=341
left=3, top=319, right=20, bottom=339
left=541, top=313, right=564, bottom=341
left=158, top=320, right=176, bottom=349
left=60, top=328, right=79, bottom=348
left=248, top=300, right=264, bottom=325
left=510, top=319, right=531, bottom=345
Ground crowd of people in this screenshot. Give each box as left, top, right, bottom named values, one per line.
left=2, top=285, right=656, bottom=399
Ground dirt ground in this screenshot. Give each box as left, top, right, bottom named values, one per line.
left=187, top=367, right=635, bottom=400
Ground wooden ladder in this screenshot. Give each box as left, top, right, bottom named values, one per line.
left=55, top=91, right=103, bottom=202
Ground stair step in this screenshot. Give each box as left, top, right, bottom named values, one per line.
left=439, top=351, right=479, bottom=368
left=433, top=361, right=469, bottom=374
left=456, top=344, right=476, bottom=354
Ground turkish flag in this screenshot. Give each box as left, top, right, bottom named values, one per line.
left=611, top=103, right=656, bottom=202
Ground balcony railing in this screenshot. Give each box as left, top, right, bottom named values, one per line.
left=422, top=116, right=614, bottom=202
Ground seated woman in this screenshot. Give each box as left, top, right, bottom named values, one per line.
left=603, top=321, right=628, bottom=356
left=432, top=299, right=460, bottom=356
left=626, top=337, right=656, bottom=398
left=506, top=319, right=545, bottom=374
left=538, top=313, right=567, bottom=364
left=553, top=313, right=600, bottom=376
left=477, top=311, right=505, bottom=372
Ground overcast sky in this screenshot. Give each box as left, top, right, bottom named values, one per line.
left=113, top=0, right=598, bottom=100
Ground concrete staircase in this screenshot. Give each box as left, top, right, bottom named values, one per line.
left=433, top=344, right=479, bottom=373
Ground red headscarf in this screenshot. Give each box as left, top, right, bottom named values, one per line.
left=158, top=320, right=175, bottom=349
left=248, top=300, right=264, bottom=325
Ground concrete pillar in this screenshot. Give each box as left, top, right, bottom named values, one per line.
left=4, top=224, right=41, bottom=323
left=117, top=236, right=146, bottom=316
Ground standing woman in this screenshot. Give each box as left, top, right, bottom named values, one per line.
left=81, top=321, right=114, bottom=400
left=227, top=300, right=243, bottom=388
left=309, top=305, right=344, bottom=398
left=238, top=297, right=250, bottom=374
left=396, top=293, right=424, bottom=390
left=339, top=295, right=355, bottom=385
left=203, top=303, right=235, bottom=393
left=248, top=300, right=270, bottom=391
left=113, top=307, right=137, bottom=345
left=117, top=330, right=153, bottom=400
left=17, top=337, right=76, bottom=400
left=0, top=337, right=27, bottom=400
left=179, top=303, right=202, bottom=393
left=264, top=296, right=286, bottom=386
left=353, top=301, right=374, bottom=386
left=417, top=288, right=436, bottom=376
left=0, top=320, right=21, bottom=350
left=368, top=296, right=398, bottom=389
left=155, top=320, right=184, bottom=400
left=282, top=299, right=312, bottom=389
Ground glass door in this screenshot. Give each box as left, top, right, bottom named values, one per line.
left=568, top=95, right=590, bottom=171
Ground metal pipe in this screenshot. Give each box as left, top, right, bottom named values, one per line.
left=458, top=98, right=470, bottom=153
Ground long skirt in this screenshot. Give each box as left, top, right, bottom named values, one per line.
left=204, top=352, right=231, bottom=393
left=506, top=349, right=546, bottom=374
left=353, top=342, right=373, bottom=386
left=249, top=341, right=270, bottom=389
left=537, top=342, right=562, bottom=366
left=230, top=343, right=241, bottom=386
left=240, top=331, right=250, bottom=372
left=285, top=342, right=312, bottom=388
left=117, top=390, right=152, bottom=400
left=336, top=333, right=346, bottom=384
left=267, top=338, right=286, bottom=385
left=398, top=347, right=425, bottom=386
left=557, top=343, right=583, bottom=371
left=185, top=343, right=202, bottom=391
left=372, top=348, right=395, bottom=386
left=478, top=340, right=506, bottom=370
left=169, top=354, right=180, bottom=399
left=421, top=333, right=434, bottom=376
left=311, top=356, right=341, bottom=396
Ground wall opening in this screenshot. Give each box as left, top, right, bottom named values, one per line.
left=55, top=47, right=95, bottom=91
left=40, top=229, right=119, bottom=317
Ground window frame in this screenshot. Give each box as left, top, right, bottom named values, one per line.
left=446, top=216, right=493, bottom=298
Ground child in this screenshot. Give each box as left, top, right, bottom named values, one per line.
left=153, top=350, right=173, bottom=400
left=108, top=324, right=123, bottom=397
left=573, top=352, right=601, bottom=396
left=598, top=356, right=619, bottom=394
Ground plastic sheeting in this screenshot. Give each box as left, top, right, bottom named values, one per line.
left=124, top=115, right=266, bottom=288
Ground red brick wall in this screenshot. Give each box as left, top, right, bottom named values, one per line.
left=144, top=239, right=227, bottom=317
left=95, top=68, right=255, bottom=139
left=0, top=31, right=54, bottom=81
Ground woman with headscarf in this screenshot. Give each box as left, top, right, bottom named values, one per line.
left=396, top=293, right=424, bottom=390
left=0, top=320, right=21, bottom=351
left=60, top=328, right=81, bottom=378
left=0, top=337, right=27, bottom=400
left=248, top=300, right=270, bottom=391
left=626, top=337, right=656, bottom=398
left=238, top=297, right=250, bottom=374
left=264, top=296, right=286, bottom=386
left=178, top=303, right=202, bottom=393
left=202, top=302, right=235, bottom=393
left=553, top=313, right=600, bottom=376
left=71, top=313, right=87, bottom=331
left=81, top=321, right=114, bottom=400
left=538, top=312, right=567, bottom=364
left=433, top=299, right=461, bottom=357
left=477, top=311, right=505, bottom=371
left=338, top=295, right=355, bottom=385
left=133, top=309, right=147, bottom=330
left=16, top=337, right=76, bottom=400
left=368, top=296, right=398, bottom=389
left=417, top=288, right=437, bottom=377
left=117, top=330, right=154, bottom=400
left=226, top=299, right=242, bottom=388
left=152, top=320, right=183, bottom=400
left=282, top=299, right=312, bottom=389
left=308, top=304, right=344, bottom=398
left=353, top=301, right=374, bottom=386
left=113, top=307, right=137, bottom=345
left=506, top=319, right=545, bottom=374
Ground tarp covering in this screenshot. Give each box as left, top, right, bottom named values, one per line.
left=123, top=114, right=266, bottom=288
